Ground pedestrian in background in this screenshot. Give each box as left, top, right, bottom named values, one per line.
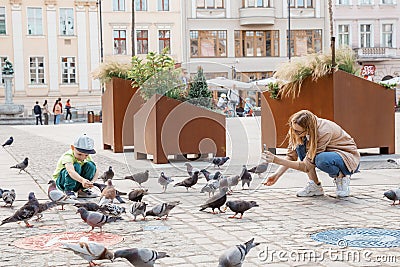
left=53, top=99, right=62, bottom=125
left=33, top=101, right=42, bottom=125
left=43, top=99, right=49, bottom=125
left=65, top=99, right=73, bottom=123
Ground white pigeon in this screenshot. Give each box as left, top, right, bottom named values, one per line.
left=60, top=240, right=114, bottom=266
left=218, top=238, right=260, bottom=267
left=47, top=180, right=78, bottom=209
left=158, top=172, right=174, bottom=193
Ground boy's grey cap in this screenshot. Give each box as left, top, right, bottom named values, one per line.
left=74, top=134, right=96, bottom=154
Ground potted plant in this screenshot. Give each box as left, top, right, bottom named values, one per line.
left=261, top=47, right=395, bottom=154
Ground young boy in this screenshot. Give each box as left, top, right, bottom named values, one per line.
left=53, top=134, right=99, bottom=198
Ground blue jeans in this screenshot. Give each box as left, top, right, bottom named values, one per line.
left=55, top=114, right=61, bottom=124
left=56, top=161, right=96, bottom=192
left=296, top=142, right=358, bottom=178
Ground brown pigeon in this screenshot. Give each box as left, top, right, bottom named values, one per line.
left=98, top=179, right=116, bottom=206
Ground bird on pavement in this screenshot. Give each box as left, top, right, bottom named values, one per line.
left=98, top=179, right=116, bottom=206
left=224, top=200, right=259, bottom=219
left=248, top=163, right=269, bottom=178
left=199, top=187, right=228, bottom=214
left=200, top=169, right=222, bottom=181
left=125, top=170, right=149, bottom=187
left=158, top=172, right=174, bottom=193
left=98, top=203, right=126, bottom=217
left=184, top=162, right=200, bottom=176
left=1, top=192, right=40, bottom=227
left=218, top=238, right=260, bottom=267
left=60, top=240, right=114, bottom=267
left=145, top=201, right=180, bottom=220
left=240, top=165, right=252, bottom=190
left=129, top=202, right=147, bottom=221
left=128, top=189, right=148, bottom=202
left=74, top=202, right=101, bottom=212
left=10, top=157, right=29, bottom=174
left=384, top=188, right=400, bottom=205
left=2, top=136, right=13, bottom=147
left=35, top=200, right=57, bottom=221
left=212, top=156, right=230, bottom=168
left=174, top=170, right=200, bottom=191
left=76, top=207, right=122, bottom=232
left=92, top=182, right=126, bottom=203
left=47, top=180, right=79, bottom=209
left=114, top=248, right=169, bottom=267
left=200, top=179, right=220, bottom=197
left=2, top=189, right=16, bottom=207
left=99, top=166, right=114, bottom=183
left=387, top=158, right=400, bottom=165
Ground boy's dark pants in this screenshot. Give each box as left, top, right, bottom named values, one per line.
left=56, top=162, right=96, bottom=192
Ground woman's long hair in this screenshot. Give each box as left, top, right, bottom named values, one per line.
left=287, top=110, right=318, bottom=161
left=43, top=100, right=47, bottom=106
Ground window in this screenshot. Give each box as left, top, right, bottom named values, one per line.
left=289, top=0, right=313, bottom=7
left=338, top=0, right=350, bottom=4
left=136, top=30, right=148, bottom=54
left=113, top=30, right=126, bottom=55
left=135, top=0, right=147, bottom=11
left=113, top=0, right=125, bottom=11
left=382, top=24, right=393, bottom=47
left=247, top=0, right=266, bottom=7
left=158, top=0, right=169, bottom=11
left=29, top=57, right=45, bottom=84
left=0, top=7, right=5, bottom=34
left=158, top=30, right=170, bottom=53
left=197, top=0, right=224, bottom=9
left=0, top=57, right=7, bottom=84
left=27, top=7, right=43, bottom=35
left=235, top=30, right=279, bottom=57
left=338, top=24, right=350, bottom=46
left=59, top=8, right=74, bottom=36
left=359, top=0, right=372, bottom=4
left=190, top=30, right=227, bottom=57
left=61, top=57, right=76, bottom=84
left=381, top=0, right=393, bottom=4
left=360, top=24, right=371, bottom=47
left=289, top=29, right=322, bottom=57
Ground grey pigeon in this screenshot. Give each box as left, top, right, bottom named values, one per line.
left=2, top=136, right=13, bottom=147
left=10, top=157, right=29, bottom=173
left=200, top=169, right=222, bottom=181
left=128, top=188, right=148, bottom=202
left=225, top=200, right=259, bottom=219
left=48, top=180, right=79, bottom=209
left=219, top=175, right=240, bottom=193
left=61, top=240, right=114, bottom=266
left=388, top=158, right=400, bottom=165
left=93, top=182, right=126, bottom=203
left=129, top=202, right=147, bottom=221
left=2, top=189, right=16, bottom=206
left=1, top=192, right=39, bottom=227
left=200, top=179, right=220, bottom=197
left=98, top=203, right=126, bottom=216
left=218, top=238, right=260, bottom=267
left=125, top=170, right=149, bottom=186
left=248, top=163, right=269, bottom=178
left=114, top=248, right=169, bottom=267
left=99, top=166, right=114, bottom=183
left=199, top=187, right=228, bottom=214
left=240, top=165, right=252, bottom=189
left=76, top=207, right=122, bottom=232
left=174, top=170, right=200, bottom=191
left=0, top=188, right=3, bottom=198
left=384, top=188, right=400, bottom=205
left=74, top=202, right=101, bottom=212
left=35, top=201, right=57, bottom=221
left=98, top=179, right=116, bottom=206
left=184, top=162, right=194, bottom=176
left=212, top=156, right=230, bottom=168
left=145, top=201, right=180, bottom=220
left=158, top=172, right=174, bottom=193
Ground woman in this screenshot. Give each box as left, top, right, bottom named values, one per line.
left=263, top=110, right=360, bottom=197
left=43, top=100, right=49, bottom=125
left=53, top=99, right=62, bottom=125
left=65, top=99, right=72, bottom=122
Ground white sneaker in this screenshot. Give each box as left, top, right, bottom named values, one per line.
left=336, top=177, right=350, bottom=197
left=334, top=178, right=343, bottom=195
left=296, top=181, right=324, bottom=197
left=69, top=120, right=73, bottom=123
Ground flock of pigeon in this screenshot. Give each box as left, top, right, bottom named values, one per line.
left=1, top=136, right=272, bottom=266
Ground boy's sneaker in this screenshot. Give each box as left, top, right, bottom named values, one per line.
left=335, top=177, right=350, bottom=197
left=78, top=189, right=98, bottom=198
left=296, top=180, right=324, bottom=197
left=65, top=191, right=77, bottom=199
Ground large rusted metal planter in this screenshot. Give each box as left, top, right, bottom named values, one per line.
left=134, top=94, right=226, bottom=164
left=261, top=70, right=395, bottom=154
left=102, top=77, right=145, bottom=152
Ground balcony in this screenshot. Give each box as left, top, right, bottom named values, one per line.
left=355, top=47, right=399, bottom=61
left=239, top=8, right=275, bottom=26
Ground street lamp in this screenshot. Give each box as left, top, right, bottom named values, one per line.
left=98, top=0, right=104, bottom=63
left=287, top=0, right=291, bottom=61
left=131, top=0, right=135, bottom=56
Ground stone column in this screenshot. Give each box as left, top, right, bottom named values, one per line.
left=3, top=74, right=14, bottom=104
left=0, top=73, right=24, bottom=115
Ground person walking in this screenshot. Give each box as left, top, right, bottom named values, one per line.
left=43, top=100, right=49, bottom=125
left=53, top=99, right=62, bottom=125
left=33, top=101, right=42, bottom=125
left=65, top=99, right=73, bottom=123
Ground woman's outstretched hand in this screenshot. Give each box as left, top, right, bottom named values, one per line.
left=263, top=174, right=280, bottom=186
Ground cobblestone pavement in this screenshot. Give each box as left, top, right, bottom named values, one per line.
left=1, top=119, right=400, bottom=267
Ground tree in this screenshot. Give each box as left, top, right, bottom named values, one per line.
left=187, top=66, right=212, bottom=108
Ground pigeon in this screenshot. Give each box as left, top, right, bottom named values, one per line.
left=61, top=240, right=114, bottom=267
left=1, top=192, right=40, bottom=227
left=200, top=169, right=222, bottom=181
left=98, top=179, right=116, bottom=206
left=212, top=156, right=230, bottom=168
left=74, top=202, right=101, bottom=212
left=2, top=189, right=16, bottom=206
left=174, top=170, right=200, bottom=191
left=92, top=182, right=126, bottom=204
left=0, top=188, right=3, bottom=198
left=35, top=201, right=57, bottom=221
left=76, top=207, right=122, bottom=232
left=387, top=158, right=400, bottom=165
left=184, top=162, right=194, bottom=176
left=219, top=175, right=240, bottom=193
left=145, top=201, right=180, bottom=220
left=10, top=157, right=29, bottom=173
left=114, top=248, right=169, bottom=267
left=218, top=238, right=260, bottom=267
left=129, top=202, right=147, bottom=221
left=99, top=166, right=114, bottom=183
left=128, top=189, right=148, bottom=202
left=158, top=172, right=174, bottom=193
left=2, top=136, right=13, bottom=147
left=225, top=200, right=259, bottom=219
left=98, top=203, right=126, bottom=216
left=384, top=188, right=400, bottom=205
left=240, top=165, right=252, bottom=189
left=125, top=170, right=149, bottom=187
left=200, top=179, right=220, bottom=197
left=248, top=163, right=269, bottom=178
left=47, top=180, right=79, bottom=209
left=199, top=187, right=228, bottom=214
